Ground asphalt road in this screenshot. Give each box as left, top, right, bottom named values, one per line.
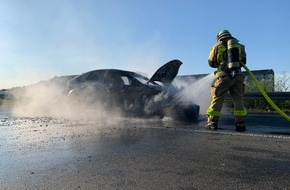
left=0, top=113, right=290, bottom=190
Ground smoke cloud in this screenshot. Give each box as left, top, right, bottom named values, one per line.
left=172, top=73, right=215, bottom=114
left=8, top=77, right=123, bottom=120
left=6, top=73, right=217, bottom=122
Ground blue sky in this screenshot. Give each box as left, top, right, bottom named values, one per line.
left=0, top=0, right=289, bottom=89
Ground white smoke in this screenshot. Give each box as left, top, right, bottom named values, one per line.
left=9, top=79, right=123, bottom=120
left=6, top=73, right=215, bottom=122
left=143, top=92, right=168, bottom=116
left=172, top=73, right=215, bottom=114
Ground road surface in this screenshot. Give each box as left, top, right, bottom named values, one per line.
left=0, top=113, right=290, bottom=190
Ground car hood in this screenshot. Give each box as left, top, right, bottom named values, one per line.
left=148, top=59, right=182, bottom=86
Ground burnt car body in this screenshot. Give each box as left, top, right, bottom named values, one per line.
left=66, top=60, right=200, bottom=121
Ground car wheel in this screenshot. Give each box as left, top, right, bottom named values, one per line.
left=163, top=104, right=200, bottom=122
left=67, top=89, right=81, bottom=105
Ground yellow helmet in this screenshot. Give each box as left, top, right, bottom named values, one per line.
left=217, top=30, right=232, bottom=41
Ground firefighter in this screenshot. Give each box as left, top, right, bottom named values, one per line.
left=206, top=30, right=247, bottom=132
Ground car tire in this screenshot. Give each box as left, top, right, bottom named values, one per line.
left=163, top=104, right=200, bottom=122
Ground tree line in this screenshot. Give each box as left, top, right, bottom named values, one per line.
left=243, top=71, right=289, bottom=113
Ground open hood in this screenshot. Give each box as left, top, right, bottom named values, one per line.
left=148, top=59, right=182, bottom=86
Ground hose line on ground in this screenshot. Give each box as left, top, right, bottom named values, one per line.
left=241, top=63, right=290, bottom=122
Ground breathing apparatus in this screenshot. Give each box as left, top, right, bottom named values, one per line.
left=227, top=39, right=241, bottom=78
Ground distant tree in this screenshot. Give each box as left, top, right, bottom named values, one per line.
left=244, top=77, right=256, bottom=92
left=243, top=71, right=289, bottom=112
left=275, top=71, right=290, bottom=92
left=244, top=74, right=274, bottom=92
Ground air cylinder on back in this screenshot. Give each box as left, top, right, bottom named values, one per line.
left=227, top=39, right=240, bottom=78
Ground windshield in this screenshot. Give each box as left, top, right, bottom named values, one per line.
left=133, top=75, right=161, bottom=88
left=134, top=76, right=148, bottom=84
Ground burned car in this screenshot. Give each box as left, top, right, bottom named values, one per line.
left=66, top=60, right=200, bottom=121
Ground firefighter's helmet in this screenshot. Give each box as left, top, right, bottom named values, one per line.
left=217, top=30, right=232, bottom=41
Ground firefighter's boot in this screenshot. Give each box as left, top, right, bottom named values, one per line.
left=235, top=121, right=246, bottom=132
left=205, top=118, right=218, bottom=130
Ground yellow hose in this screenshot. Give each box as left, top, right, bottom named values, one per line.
left=241, top=63, right=290, bottom=121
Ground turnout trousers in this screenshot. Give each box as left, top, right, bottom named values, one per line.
left=206, top=75, right=247, bottom=123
